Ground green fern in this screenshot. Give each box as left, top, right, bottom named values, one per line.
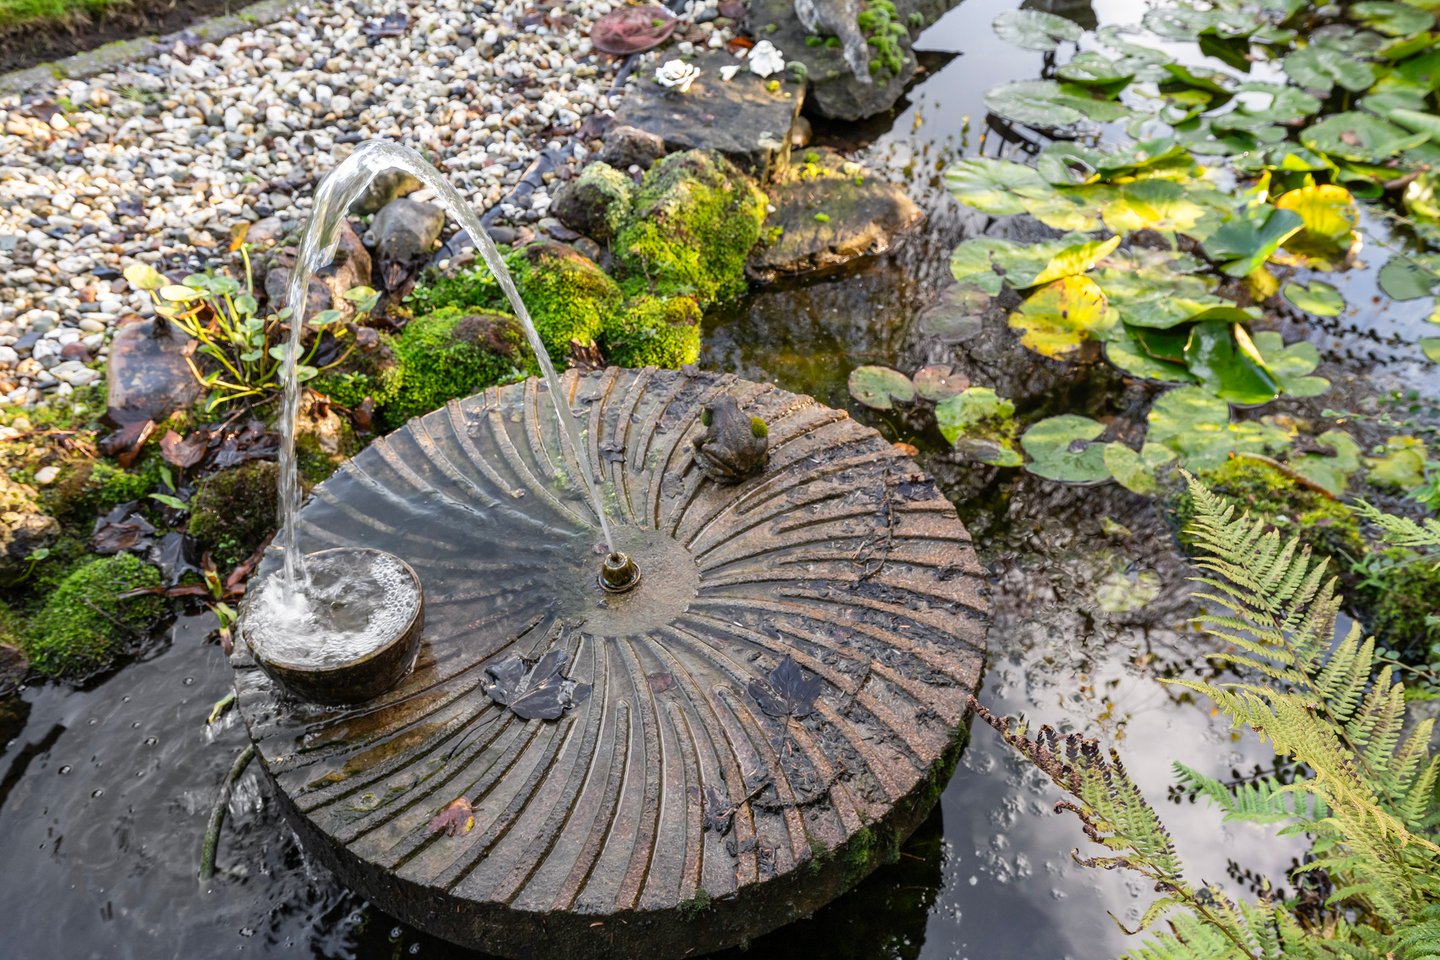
left=1354, top=500, right=1440, bottom=554
left=971, top=473, right=1440, bottom=959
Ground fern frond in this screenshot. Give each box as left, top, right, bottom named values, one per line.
left=1173, top=763, right=1321, bottom=825
left=1355, top=500, right=1440, bottom=554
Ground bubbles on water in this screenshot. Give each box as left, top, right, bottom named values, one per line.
left=245, top=550, right=420, bottom=669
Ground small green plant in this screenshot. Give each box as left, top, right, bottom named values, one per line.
left=974, top=475, right=1440, bottom=958
left=124, top=251, right=376, bottom=412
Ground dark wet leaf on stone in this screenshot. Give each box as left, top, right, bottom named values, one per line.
left=90, top=503, right=156, bottom=555
left=153, top=531, right=201, bottom=586
left=591, top=5, right=678, bottom=55
left=99, top=418, right=156, bottom=468
left=647, top=670, right=675, bottom=693
left=427, top=796, right=474, bottom=836
left=688, top=784, right=735, bottom=834
left=159, top=428, right=208, bottom=469
left=484, top=649, right=592, bottom=721
left=748, top=654, right=822, bottom=719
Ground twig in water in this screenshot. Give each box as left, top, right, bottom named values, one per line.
left=198, top=743, right=256, bottom=881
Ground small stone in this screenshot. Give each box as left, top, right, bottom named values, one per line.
left=49, top=360, right=101, bottom=387
left=33, top=465, right=60, bottom=485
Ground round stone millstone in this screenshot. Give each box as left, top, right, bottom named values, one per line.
left=232, top=368, right=988, bottom=958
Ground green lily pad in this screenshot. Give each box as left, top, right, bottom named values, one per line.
left=1300, top=112, right=1430, bottom=163
left=1145, top=386, right=1288, bottom=470
left=847, top=365, right=915, bottom=410
left=1351, top=1, right=1435, bottom=37
left=984, top=80, right=1134, bottom=129
left=1096, top=25, right=1175, bottom=67
left=1057, top=52, right=1134, bottom=90
left=1031, top=235, right=1122, bottom=286
left=1183, top=318, right=1281, bottom=406
left=1160, top=63, right=1235, bottom=98
left=935, top=387, right=1022, bottom=467
left=1009, top=275, right=1117, bottom=358
left=1232, top=82, right=1322, bottom=124
left=1103, top=441, right=1175, bottom=495
left=1386, top=107, right=1440, bottom=140
left=1378, top=254, right=1440, bottom=300
left=1282, top=280, right=1345, bottom=316
left=1284, top=46, right=1378, bottom=94
left=1366, top=435, right=1430, bottom=490
left=1101, top=179, right=1209, bottom=234
left=1106, top=325, right=1198, bottom=383
left=1204, top=207, right=1305, bottom=277
left=1021, top=415, right=1112, bottom=483
left=992, top=9, right=1083, bottom=51
left=1245, top=329, right=1329, bottom=398
left=944, top=158, right=1055, bottom=216
left=1289, top=428, right=1361, bottom=495
left=1423, top=337, right=1440, bottom=361
left=912, top=365, right=969, bottom=401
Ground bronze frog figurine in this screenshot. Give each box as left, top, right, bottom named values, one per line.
left=693, top=397, right=768, bottom=483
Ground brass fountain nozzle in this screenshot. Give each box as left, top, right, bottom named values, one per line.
left=599, top=551, right=641, bottom=593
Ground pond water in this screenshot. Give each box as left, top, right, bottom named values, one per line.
left=3, top=1, right=1437, bottom=958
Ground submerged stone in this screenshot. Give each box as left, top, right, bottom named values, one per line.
left=610, top=50, right=804, bottom=180
left=748, top=148, right=923, bottom=281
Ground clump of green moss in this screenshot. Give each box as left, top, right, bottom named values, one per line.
left=613, top=150, right=767, bottom=306
left=1354, top=548, right=1440, bottom=666
left=188, top=460, right=280, bottom=569
left=44, top=455, right=163, bottom=524
left=601, top=295, right=703, bottom=368
left=373, top=307, right=530, bottom=427
left=857, top=0, right=908, bottom=79
left=22, top=554, right=164, bottom=678
left=1175, top=458, right=1364, bottom=563
left=551, top=161, right=634, bottom=243
left=677, top=887, right=713, bottom=921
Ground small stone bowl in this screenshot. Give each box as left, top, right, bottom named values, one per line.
left=241, top=548, right=424, bottom=706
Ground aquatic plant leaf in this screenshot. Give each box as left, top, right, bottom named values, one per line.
left=483, top=649, right=591, bottom=721
left=427, top=797, right=474, bottom=837
left=1096, top=25, right=1174, bottom=68
left=1021, top=415, right=1111, bottom=483
left=1387, top=107, right=1440, bottom=141
left=1283, top=46, right=1378, bottom=94
left=1233, top=82, right=1322, bottom=124
left=1036, top=138, right=1188, bottom=185
left=748, top=654, right=822, bottom=719
left=984, top=80, right=1134, bottom=129
left=1093, top=250, right=1226, bottom=330
left=1351, top=1, right=1435, bottom=36
left=1144, top=386, right=1287, bottom=470
left=123, top=262, right=167, bottom=291
left=943, top=158, right=1054, bottom=215
left=1248, top=331, right=1329, bottom=398
left=949, top=234, right=1089, bottom=294
left=1106, top=326, right=1198, bottom=383
left=1183, top=319, right=1280, bottom=406
left=1057, top=52, right=1134, bottom=90
left=1423, top=337, right=1440, bottom=362
left=1008, top=276, right=1116, bottom=358
left=1366, top=435, right=1429, bottom=490
left=1282, top=281, right=1345, bottom=316
left=992, top=9, right=1082, bottom=51
left=1203, top=207, right=1304, bottom=277
left=912, top=365, right=968, bottom=402
left=935, top=387, right=1022, bottom=467
left=1300, top=112, right=1429, bottom=163
left=847, top=366, right=916, bottom=410
left=1031, top=235, right=1122, bottom=286
left=917, top=284, right=989, bottom=341
left=1378, top=254, right=1440, bottom=300
left=1095, top=568, right=1161, bottom=612
left=1273, top=183, right=1359, bottom=268
left=1101, top=180, right=1208, bottom=234
left=591, top=5, right=679, bottom=55
left=1289, top=428, right=1361, bottom=495
left=1103, top=441, right=1174, bottom=495
left=1160, top=63, right=1234, bottom=98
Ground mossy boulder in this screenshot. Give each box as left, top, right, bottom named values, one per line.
left=613, top=150, right=767, bottom=306
left=188, top=461, right=280, bottom=570
left=1176, top=458, right=1364, bottom=562
left=22, top=553, right=164, bottom=678
left=551, top=162, right=634, bottom=243
left=44, top=455, right=163, bottom=525
left=602, top=295, right=703, bottom=368
left=374, top=307, right=530, bottom=428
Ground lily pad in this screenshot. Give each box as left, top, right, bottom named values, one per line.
left=1145, top=386, right=1288, bottom=470
left=1020, top=415, right=1111, bottom=483
left=1203, top=206, right=1305, bottom=277
left=1300, top=112, right=1430, bottom=163
left=1282, top=280, right=1345, bottom=316
left=1232, top=82, right=1322, bottom=124
left=1250, top=330, right=1330, bottom=398
left=1366, top=435, right=1430, bottom=490
left=1273, top=183, right=1359, bottom=267
left=944, top=158, right=1055, bottom=216
left=1106, top=325, right=1198, bottom=383
left=1378, top=254, right=1440, bottom=300
left=984, top=80, right=1134, bottom=129
left=1101, top=179, right=1209, bottom=234
left=1289, top=428, right=1361, bottom=495
left=848, top=365, right=916, bottom=410
left=935, top=387, right=1022, bottom=467
left=1103, top=441, right=1175, bottom=495
left=992, top=9, right=1083, bottom=51
left=1031, top=235, right=1122, bottom=286
left=1283, top=46, right=1378, bottom=94
left=1057, top=52, right=1135, bottom=90
left=1183, top=318, right=1280, bottom=405
left=1009, top=275, right=1116, bottom=358
left=912, top=365, right=969, bottom=401
left=1350, top=1, right=1435, bottom=37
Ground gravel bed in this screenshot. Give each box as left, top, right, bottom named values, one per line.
left=0, top=0, right=732, bottom=408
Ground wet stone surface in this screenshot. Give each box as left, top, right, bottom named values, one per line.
left=231, top=368, right=987, bottom=959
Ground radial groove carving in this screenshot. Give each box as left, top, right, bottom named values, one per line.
left=233, top=368, right=987, bottom=959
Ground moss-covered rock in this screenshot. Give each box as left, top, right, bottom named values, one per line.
left=22, top=554, right=164, bottom=678
left=602, top=295, right=703, bottom=368
left=188, top=461, right=280, bottom=569
left=613, top=150, right=767, bottom=306
left=1175, top=458, right=1364, bottom=562
left=44, top=454, right=164, bottom=525
left=1356, top=549, right=1440, bottom=666
left=551, top=161, right=634, bottom=243
left=374, top=307, right=530, bottom=428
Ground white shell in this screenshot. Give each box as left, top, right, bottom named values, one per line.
left=747, top=40, right=785, bottom=78
left=655, top=59, right=701, bottom=93
left=720, top=64, right=741, bottom=81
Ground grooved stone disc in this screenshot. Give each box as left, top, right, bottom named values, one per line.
left=232, top=368, right=987, bottom=959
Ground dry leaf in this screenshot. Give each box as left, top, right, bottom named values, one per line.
left=427, top=797, right=475, bottom=836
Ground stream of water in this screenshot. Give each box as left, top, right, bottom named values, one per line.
left=276, top=141, right=616, bottom=606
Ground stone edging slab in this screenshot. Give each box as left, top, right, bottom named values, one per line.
left=0, top=0, right=297, bottom=96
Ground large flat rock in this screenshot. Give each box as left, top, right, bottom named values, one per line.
left=611, top=51, right=804, bottom=181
